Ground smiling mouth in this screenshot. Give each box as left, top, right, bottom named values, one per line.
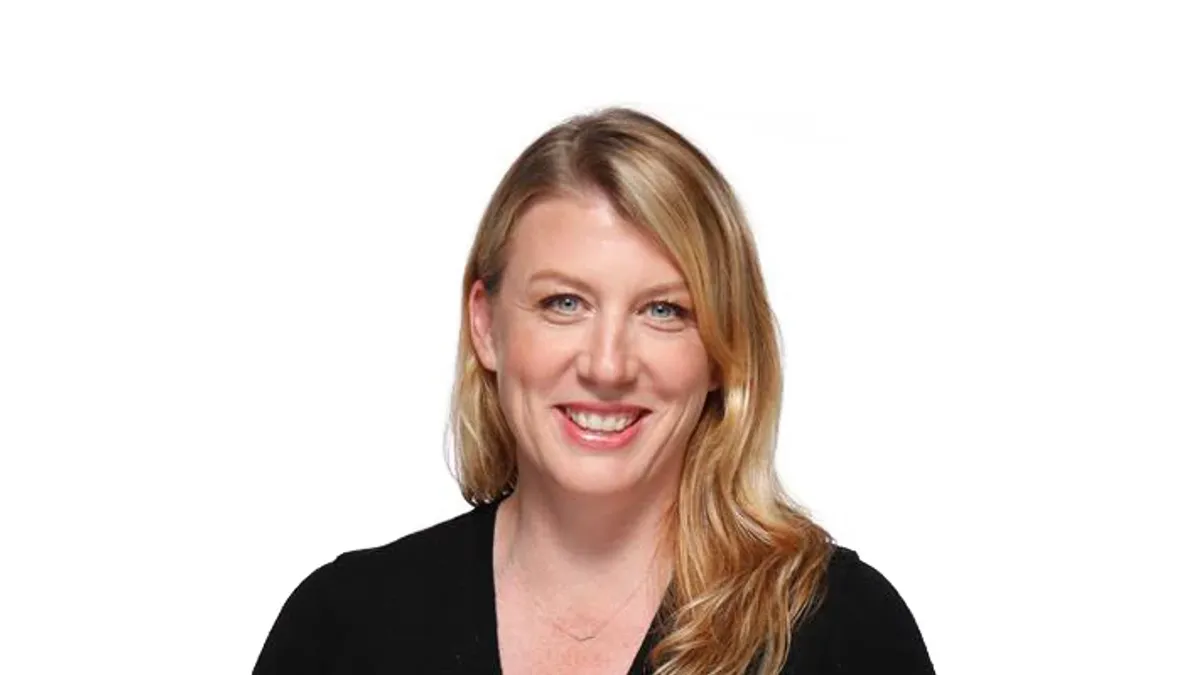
left=555, top=406, right=650, bottom=434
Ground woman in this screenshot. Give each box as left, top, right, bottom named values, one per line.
left=254, top=107, right=934, bottom=674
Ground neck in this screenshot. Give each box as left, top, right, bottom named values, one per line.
left=496, top=478, right=675, bottom=593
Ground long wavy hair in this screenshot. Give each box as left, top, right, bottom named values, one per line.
left=447, top=107, right=834, bottom=675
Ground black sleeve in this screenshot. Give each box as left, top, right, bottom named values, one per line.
left=827, top=556, right=936, bottom=674
left=252, top=561, right=342, bottom=675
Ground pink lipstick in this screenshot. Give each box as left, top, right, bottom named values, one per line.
left=553, top=403, right=650, bottom=451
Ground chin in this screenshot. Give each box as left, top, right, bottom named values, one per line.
left=544, top=458, right=646, bottom=498
left=519, top=417, right=679, bottom=498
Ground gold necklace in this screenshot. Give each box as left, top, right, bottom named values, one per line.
left=500, top=538, right=662, bottom=643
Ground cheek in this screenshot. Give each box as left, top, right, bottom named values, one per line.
left=646, top=337, right=713, bottom=399
left=497, top=320, right=574, bottom=392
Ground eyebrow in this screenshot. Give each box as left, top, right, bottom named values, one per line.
left=527, top=269, right=690, bottom=300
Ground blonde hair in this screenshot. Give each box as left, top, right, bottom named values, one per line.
left=447, top=107, right=833, bottom=674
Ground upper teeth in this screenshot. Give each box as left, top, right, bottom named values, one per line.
left=565, top=409, right=639, bottom=432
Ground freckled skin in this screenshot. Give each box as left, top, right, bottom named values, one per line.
left=468, top=193, right=717, bottom=499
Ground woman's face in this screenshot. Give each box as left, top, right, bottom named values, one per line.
left=469, top=193, right=717, bottom=499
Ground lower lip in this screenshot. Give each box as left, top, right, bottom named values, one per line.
left=555, top=407, right=647, bottom=451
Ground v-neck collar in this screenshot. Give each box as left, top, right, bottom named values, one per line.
left=471, top=498, right=663, bottom=675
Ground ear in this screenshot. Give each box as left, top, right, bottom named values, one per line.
left=468, top=279, right=499, bottom=372
left=708, top=359, right=722, bottom=392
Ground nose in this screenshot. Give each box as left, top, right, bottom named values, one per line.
left=576, top=311, right=638, bottom=389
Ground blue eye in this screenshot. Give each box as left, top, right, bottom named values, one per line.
left=541, top=294, right=582, bottom=313
left=538, top=295, right=690, bottom=324
left=646, top=301, right=689, bottom=321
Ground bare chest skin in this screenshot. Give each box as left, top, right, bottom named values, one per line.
left=494, top=572, right=660, bottom=675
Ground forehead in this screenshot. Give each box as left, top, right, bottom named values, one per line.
left=506, top=195, right=683, bottom=286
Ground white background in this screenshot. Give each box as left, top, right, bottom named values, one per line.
left=2, top=2, right=1197, bottom=673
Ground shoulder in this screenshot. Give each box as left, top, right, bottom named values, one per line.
left=787, top=546, right=935, bottom=673
left=253, top=504, right=494, bottom=674
left=821, top=546, right=922, bottom=626
left=331, top=504, right=486, bottom=590
left=318, top=503, right=492, bottom=619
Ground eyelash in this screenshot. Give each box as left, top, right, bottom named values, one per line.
left=538, top=294, right=692, bottom=322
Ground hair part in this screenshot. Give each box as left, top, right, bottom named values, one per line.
left=447, top=107, right=833, bottom=675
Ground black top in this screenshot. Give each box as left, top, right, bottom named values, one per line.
left=254, top=500, right=934, bottom=674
